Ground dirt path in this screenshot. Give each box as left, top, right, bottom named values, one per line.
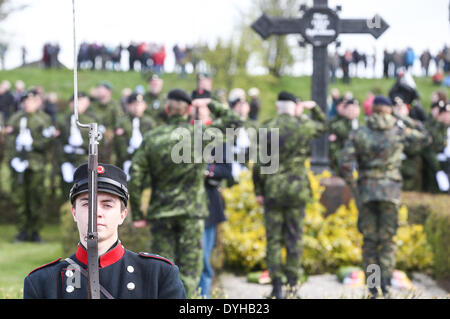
left=215, top=272, right=449, bottom=299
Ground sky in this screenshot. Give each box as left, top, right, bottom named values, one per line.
left=0, top=0, right=449, bottom=76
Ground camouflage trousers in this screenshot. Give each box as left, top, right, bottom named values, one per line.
left=10, top=168, right=45, bottom=236
left=264, top=205, right=305, bottom=283
left=358, top=201, right=398, bottom=286
left=149, top=216, right=204, bottom=297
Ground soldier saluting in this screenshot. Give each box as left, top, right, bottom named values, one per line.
left=23, top=163, right=186, bottom=299
left=130, top=88, right=243, bottom=297
left=339, top=95, right=430, bottom=298
left=328, top=98, right=361, bottom=174
left=252, top=91, right=327, bottom=299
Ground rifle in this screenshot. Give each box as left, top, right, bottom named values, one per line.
left=194, top=107, right=199, bottom=121
left=72, top=0, right=101, bottom=299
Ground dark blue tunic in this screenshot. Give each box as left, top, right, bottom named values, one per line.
left=23, top=242, right=186, bottom=299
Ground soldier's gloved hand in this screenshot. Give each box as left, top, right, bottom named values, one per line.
left=393, top=111, right=418, bottom=129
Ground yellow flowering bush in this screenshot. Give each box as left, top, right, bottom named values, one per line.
left=394, top=206, right=434, bottom=272
left=222, top=163, right=434, bottom=274
left=222, top=170, right=266, bottom=271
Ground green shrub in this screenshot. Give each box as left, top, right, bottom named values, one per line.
left=419, top=194, right=450, bottom=280
left=221, top=165, right=435, bottom=274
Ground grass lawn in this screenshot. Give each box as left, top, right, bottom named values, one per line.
left=0, top=67, right=447, bottom=123
left=0, top=67, right=448, bottom=298
left=0, top=224, right=63, bottom=299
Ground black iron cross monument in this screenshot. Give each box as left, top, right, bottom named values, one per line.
left=252, top=0, right=389, bottom=173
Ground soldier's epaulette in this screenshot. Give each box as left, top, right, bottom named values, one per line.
left=27, top=257, right=62, bottom=276
left=138, top=252, right=173, bottom=266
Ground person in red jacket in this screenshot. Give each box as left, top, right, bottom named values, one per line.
left=152, top=45, right=166, bottom=75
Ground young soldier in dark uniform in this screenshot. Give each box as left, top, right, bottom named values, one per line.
left=23, top=163, right=186, bottom=299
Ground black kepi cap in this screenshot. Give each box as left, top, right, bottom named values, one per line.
left=70, top=163, right=129, bottom=206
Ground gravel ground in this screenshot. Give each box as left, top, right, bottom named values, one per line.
left=215, top=272, right=449, bottom=299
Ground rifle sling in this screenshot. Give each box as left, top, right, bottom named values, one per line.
left=65, top=257, right=115, bottom=299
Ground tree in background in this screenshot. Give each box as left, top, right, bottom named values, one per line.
left=201, top=0, right=309, bottom=82
left=0, top=0, right=27, bottom=22
left=0, top=0, right=28, bottom=69
left=202, top=35, right=251, bottom=91
left=242, top=0, right=308, bottom=78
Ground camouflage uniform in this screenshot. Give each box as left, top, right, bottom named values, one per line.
left=55, top=110, right=97, bottom=199
left=129, top=100, right=242, bottom=296
left=90, top=99, right=123, bottom=163
left=339, top=112, right=429, bottom=293
left=6, top=110, right=55, bottom=240
left=253, top=107, right=326, bottom=286
left=328, top=115, right=359, bottom=174
left=114, top=114, right=155, bottom=175
left=421, top=116, right=449, bottom=193
left=400, top=116, right=425, bottom=191
left=144, top=92, right=167, bottom=125
left=0, top=112, right=5, bottom=164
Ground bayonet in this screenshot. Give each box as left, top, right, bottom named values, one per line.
left=72, top=0, right=100, bottom=299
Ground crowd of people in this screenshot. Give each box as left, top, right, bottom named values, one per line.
left=6, top=42, right=450, bottom=86
left=328, top=71, right=450, bottom=194
left=382, top=46, right=450, bottom=79
left=328, top=45, right=450, bottom=85
left=328, top=49, right=375, bottom=83
left=77, top=42, right=123, bottom=71
left=1, top=70, right=449, bottom=299
left=75, top=41, right=208, bottom=76
left=42, top=43, right=61, bottom=69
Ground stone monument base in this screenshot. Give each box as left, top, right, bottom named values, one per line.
left=319, top=175, right=352, bottom=216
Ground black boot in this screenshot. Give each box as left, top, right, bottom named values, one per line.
left=286, top=277, right=301, bottom=299
left=381, top=277, right=391, bottom=298
left=268, top=279, right=283, bottom=299
left=14, top=231, right=29, bottom=243
left=368, top=287, right=379, bottom=299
